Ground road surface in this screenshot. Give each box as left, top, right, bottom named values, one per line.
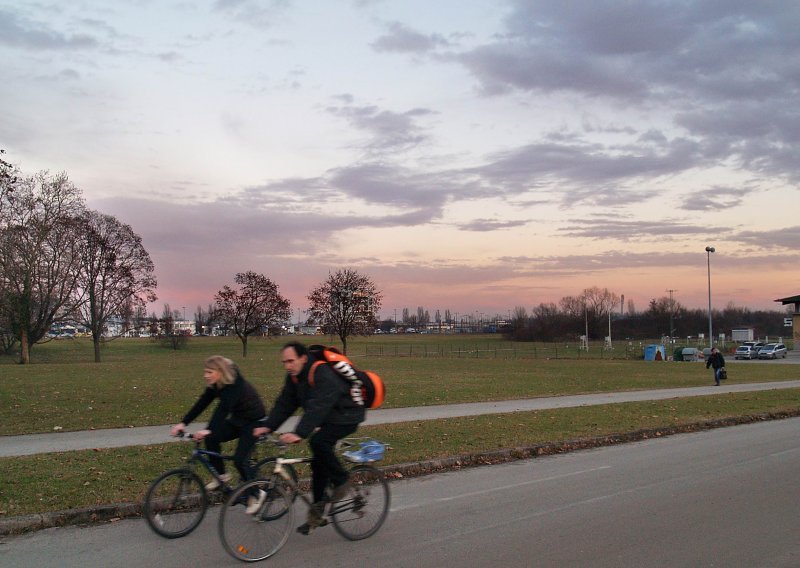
left=2, top=417, right=797, bottom=567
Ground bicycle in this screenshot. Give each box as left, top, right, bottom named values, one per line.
left=218, top=436, right=390, bottom=562
left=143, top=432, right=278, bottom=538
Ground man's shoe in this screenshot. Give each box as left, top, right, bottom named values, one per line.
left=245, top=490, right=267, bottom=514
left=297, top=502, right=327, bottom=535
left=205, top=472, right=233, bottom=491
left=329, top=480, right=352, bottom=502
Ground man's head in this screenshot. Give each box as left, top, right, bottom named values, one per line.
left=281, top=341, right=308, bottom=377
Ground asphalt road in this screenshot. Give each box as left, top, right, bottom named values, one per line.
left=2, top=417, right=798, bottom=567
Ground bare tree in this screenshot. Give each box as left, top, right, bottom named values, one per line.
left=74, top=210, right=158, bottom=362
left=0, top=171, right=85, bottom=363
left=307, top=268, right=382, bottom=355
left=215, top=271, right=291, bottom=357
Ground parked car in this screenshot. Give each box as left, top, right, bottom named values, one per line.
left=734, top=345, right=758, bottom=360
left=743, top=341, right=765, bottom=354
left=757, top=343, right=787, bottom=359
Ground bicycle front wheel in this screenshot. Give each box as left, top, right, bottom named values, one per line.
left=331, top=464, right=390, bottom=541
left=218, top=479, right=294, bottom=562
left=253, top=457, right=299, bottom=520
left=143, top=468, right=208, bottom=538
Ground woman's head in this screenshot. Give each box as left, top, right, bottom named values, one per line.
left=203, top=355, right=237, bottom=388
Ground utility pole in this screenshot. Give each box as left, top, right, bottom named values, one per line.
left=666, top=289, right=678, bottom=341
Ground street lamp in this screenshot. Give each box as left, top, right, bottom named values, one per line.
left=705, top=246, right=715, bottom=348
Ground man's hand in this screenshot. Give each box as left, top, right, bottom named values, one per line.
left=253, top=426, right=270, bottom=437
left=170, top=423, right=186, bottom=437
left=279, top=432, right=302, bottom=444
left=193, top=429, right=211, bottom=440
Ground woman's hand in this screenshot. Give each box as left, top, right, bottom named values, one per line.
left=253, top=426, right=270, bottom=437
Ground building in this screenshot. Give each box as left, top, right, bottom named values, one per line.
left=774, top=295, right=799, bottom=349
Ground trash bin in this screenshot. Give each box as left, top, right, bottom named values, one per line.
left=681, top=348, right=700, bottom=362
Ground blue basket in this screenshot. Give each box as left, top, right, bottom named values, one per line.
left=343, top=440, right=386, bottom=463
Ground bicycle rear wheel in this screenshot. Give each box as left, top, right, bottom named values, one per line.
left=143, top=468, right=207, bottom=538
left=331, top=464, right=390, bottom=541
left=218, top=479, right=294, bottom=562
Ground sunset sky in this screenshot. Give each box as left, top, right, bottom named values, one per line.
left=2, top=0, right=798, bottom=322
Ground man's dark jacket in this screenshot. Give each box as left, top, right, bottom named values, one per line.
left=262, top=360, right=365, bottom=439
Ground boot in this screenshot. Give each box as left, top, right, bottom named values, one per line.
left=297, top=502, right=327, bottom=535
left=329, top=480, right=352, bottom=502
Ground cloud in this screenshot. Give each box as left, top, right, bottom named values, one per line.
left=452, top=0, right=800, bottom=182
left=371, top=21, right=450, bottom=54
left=681, top=186, right=752, bottom=211
left=457, top=218, right=528, bottom=232
left=212, top=0, right=290, bottom=28
left=558, top=218, right=716, bottom=242
left=0, top=8, right=99, bottom=50
left=326, top=101, right=436, bottom=153
left=735, top=225, right=800, bottom=250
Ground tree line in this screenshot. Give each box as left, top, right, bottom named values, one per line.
left=504, top=286, right=789, bottom=343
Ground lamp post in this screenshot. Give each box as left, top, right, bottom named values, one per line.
left=705, top=246, right=715, bottom=348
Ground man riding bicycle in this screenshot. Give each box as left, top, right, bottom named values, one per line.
left=254, top=341, right=365, bottom=533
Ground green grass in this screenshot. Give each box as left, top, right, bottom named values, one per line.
left=1, top=336, right=797, bottom=435
left=2, top=388, right=798, bottom=517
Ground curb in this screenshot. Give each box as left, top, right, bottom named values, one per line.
left=2, top=410, right=798, bottom=537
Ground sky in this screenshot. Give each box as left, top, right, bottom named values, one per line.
left=2, top=0, right=799, bottom=322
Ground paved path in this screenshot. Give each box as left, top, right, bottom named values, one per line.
left=3, top=380, right=799, bottom=458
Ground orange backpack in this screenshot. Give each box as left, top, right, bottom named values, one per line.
left=307, top=345, right=385, bottom=409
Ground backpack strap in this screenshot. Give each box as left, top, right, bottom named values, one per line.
left=302, top=360, right=325, bottom=387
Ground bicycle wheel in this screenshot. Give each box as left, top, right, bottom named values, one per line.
left=218, top=479, right=294, bottom=562
left=253, top=458, right=299, bottom=519
left=143, top=468, right=208, bottom=538
left=331, top=465, right=390, bottom=541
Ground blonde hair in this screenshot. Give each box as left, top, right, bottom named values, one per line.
left=204, top=355, right=237, bottom=387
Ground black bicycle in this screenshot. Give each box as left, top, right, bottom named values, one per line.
left=143, top=432, right=277, bottom=538
left=218, top=436, right=390, bottom=562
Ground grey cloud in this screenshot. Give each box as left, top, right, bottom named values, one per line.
left=329, top=163, right=448, bottom=210
left=472, top=136, right=705, bottom=205
left=681, top=186, right=751, bottom=212
left=496, top=249, right=800, bottom=278
left=450, top=1, right=800, bottom=181
left=458, top=218, right=528, bottom=232
left=212, top=0, right=290, bottom=27
left=558, top=219, right=714, bottom=242
left=371, top=21, right=450, bottom=54
left=0, top=8, right=99, bottom=50
left=735, top=225, right=800, bottom=250
left=326, top=102, right=435, bottom=152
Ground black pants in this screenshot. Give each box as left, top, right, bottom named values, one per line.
left=309, top=422, right=359, bottom=503
left=205, top=419, right=259, bottom=482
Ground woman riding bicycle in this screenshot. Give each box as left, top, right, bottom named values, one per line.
left=170, top=355, right=266, bottom=492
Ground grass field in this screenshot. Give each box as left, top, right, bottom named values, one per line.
left=1, top=335, right=798, bottom=520
left=1, top=335, right=798, bottom=436
left=2, top=389, right=798, bottom=517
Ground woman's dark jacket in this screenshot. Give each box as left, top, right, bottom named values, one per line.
left=182, top=370, right=266, bottom=432
left=262, top=361, right=365, bottom=439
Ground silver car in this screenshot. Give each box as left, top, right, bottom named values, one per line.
left=734, top=345, right=758, bottom=360
left=757, top=343, right=787, bottom=359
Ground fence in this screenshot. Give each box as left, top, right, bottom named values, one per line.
left=362, top=342, right=649, bottom=360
